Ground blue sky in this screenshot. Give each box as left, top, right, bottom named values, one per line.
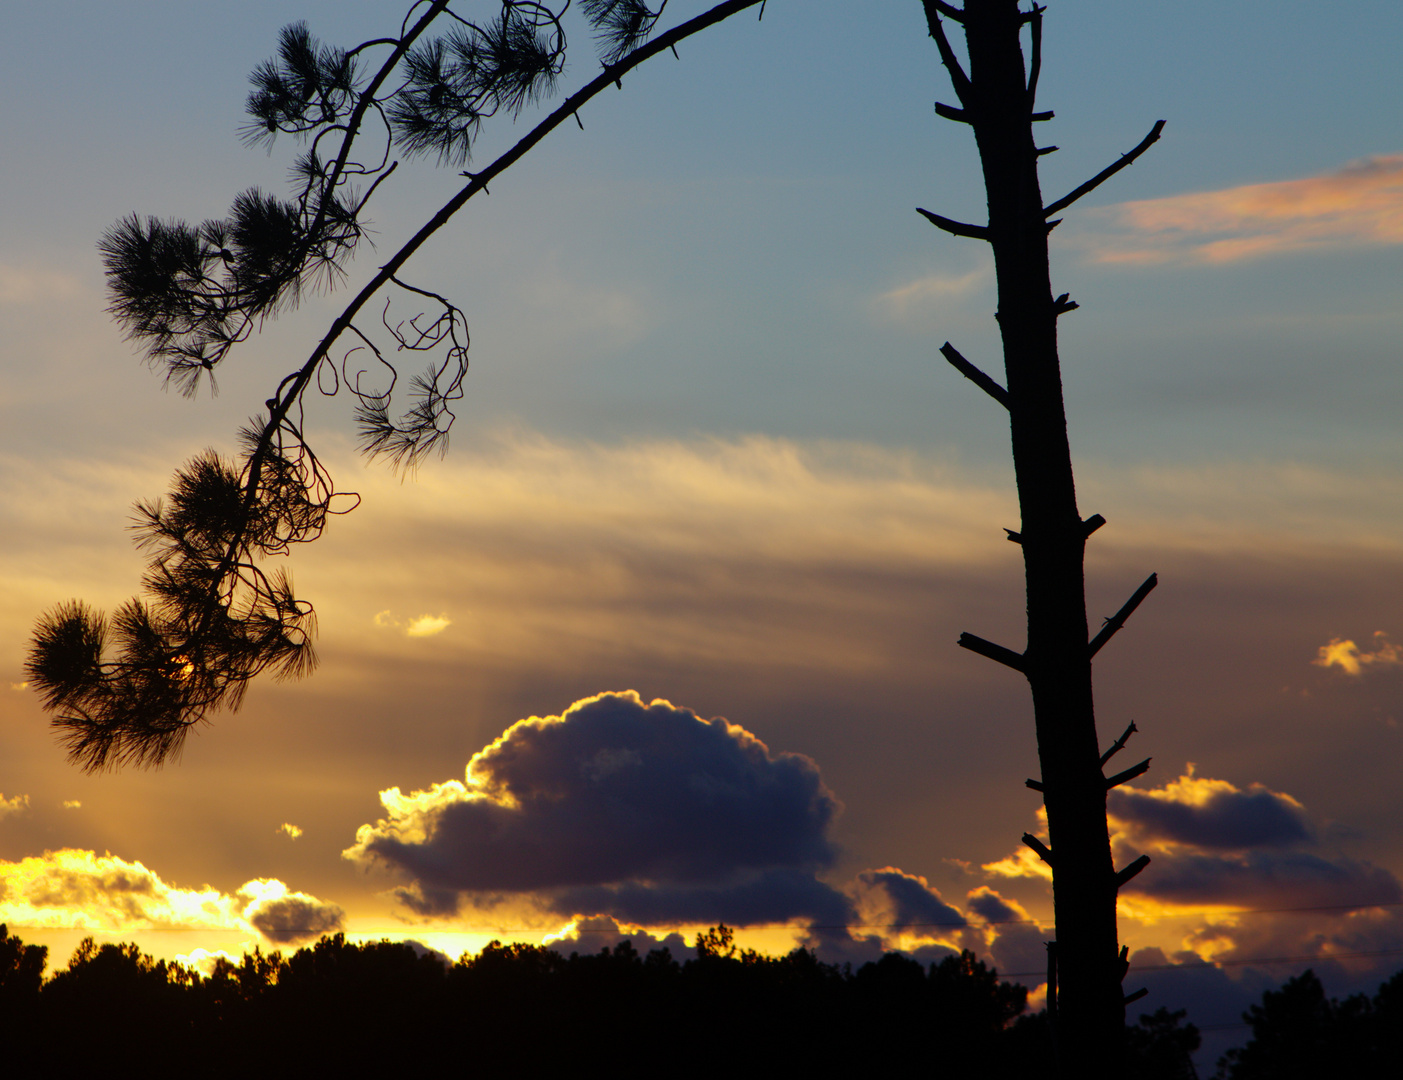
left=3, top=1, right=1403, bottom=1062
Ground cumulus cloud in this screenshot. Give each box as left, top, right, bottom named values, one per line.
left=346, top=691, right=845, bottom=927
left=544, top=914, right=695, bottom=961
left=854, top=867, right=967, bottom=932
left=1314, top=632, right=1403, bottom=675
left=977, top=766, right=1403, bottom=1024
left=552, top=869, right=854, bottom=929
left=175, top=947, right=240, bottom=977
left=1, top=793, right=29, bottom=819
left=965, top=886, right=1025, bottom=926
left=0, top=849, right=342, bottom=945
left=990, top=767, right=1401, bottom=914
left=238, top=879, right=345, bottom=944
left=1108, top=766, right=1312, bottom=850
left=842, top=869, right=1049, bottom=977
left=963, top=889, right=1049, bottom=982
left=1132, top=849, right=1401, bottom=911
left=61, top=800, right=82, bottom=811
left=1083, top=153, right=1403, bottom=264
left=279, top=823, right=303, bottom=840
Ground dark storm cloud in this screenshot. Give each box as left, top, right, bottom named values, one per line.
left=856, top=867, right=966, bottom=930
left=243, top=889, right=346, bottom=945
left=1109, top=778, right=1312, bottom=850
left=554, top=868, right=856, bottom=928
left=981, top=923, right=1048, bottom=981
left=965, top=886, right=1021, bottom=925
left=346, top=692, right=844, bottom=925
left=1122, top=849, right=1402, bottom=910
left=801, top=926, right=891, bottom=968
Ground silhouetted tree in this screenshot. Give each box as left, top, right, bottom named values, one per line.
left=41, top=938, right=205, bottom=1070
left=26, top=0, right=767, bottom=770
left=1214, top=968, right=1403, bottom=1080
left=919, top=2, right=1163, bottom=1076
left=1125, top=1007, right=1201, bottom=1080
left=0, top=923, right=46, bottom=1002
left=0, top=924, right=47, bottom=1071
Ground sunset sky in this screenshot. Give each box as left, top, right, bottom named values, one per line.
left=3, top=0, right=1402, bottom=1060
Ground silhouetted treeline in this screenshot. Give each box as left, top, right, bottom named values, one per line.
left=1216, top=967, right=1403, bottom=1079
left=3, top=922, right=1202, bottom=1077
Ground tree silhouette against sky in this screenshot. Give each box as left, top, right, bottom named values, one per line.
left=27, top=4, right=1169, bottom=1075
left=27, top=0, right=766, bottom=769
left=919, top=3, right=1164, bottom=1074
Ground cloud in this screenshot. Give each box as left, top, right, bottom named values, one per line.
left=964, top=889, right=1049, bottom=982
left=237, top=879, right=345, bottom=944
left=978, top=766, right=1403, bottom=1027
left=0, top=263, right=82, bottom=307
left=1083, top=153, right=1403, bottom=264
left=406, top=614, right=452, bottom=637
left=965, top=886, right=1025, bottom=926
left=854, top=867, right=967, bottom=932
left=346, top=691, right=844, bottom=926
left=1314, top=632, right=1403, bottom=675
left=987, top=767, right=1403, bottom=913
left=279, top=823, right=303, bottom=840
left=840, top=874, right=1044, bottom=979
left=0, top=849, right=342, bottom=945
left=373, top=611, right=453, bottom=637
left=1108, top=766, right=1312, bottom=850
left=871, top=266, right=992, bottom=323
left=543, top=914, right=696, bottom=960
left=175, top=947, right=240, bottom=977
left=61, top=800, right=81, bottom=811
left=1, top=793, right=29, bottom=819
left=983, top=808, right=1053, bottom=882
left=1128, top=849, right=1401, bottom=911
left=552, top=869, right=855, bottom=929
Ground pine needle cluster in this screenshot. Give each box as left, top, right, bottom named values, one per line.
left=28, top=430, right=329, bottom=770
left=30, top=1, right=746, bottom=766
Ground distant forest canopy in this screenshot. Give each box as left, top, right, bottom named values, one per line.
left=14, top=923, right=1397, bottom=1078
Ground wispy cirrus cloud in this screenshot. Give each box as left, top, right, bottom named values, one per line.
left=1083, top=153, right=1403, bottom=265
left=871, top=265, right=992, bottom=324
left=0, top=262, right=82, bottom=307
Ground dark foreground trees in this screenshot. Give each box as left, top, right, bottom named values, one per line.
left=0, top=922, right=1217, bottom=1077
left=1216, top=968, right=1403, bottom=1080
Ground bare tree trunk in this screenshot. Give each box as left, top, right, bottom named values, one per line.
left=921, top=3, right=1164, bottom=1076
